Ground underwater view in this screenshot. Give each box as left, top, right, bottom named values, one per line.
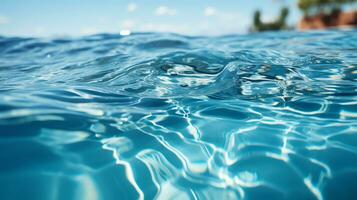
left=0, top=30, right=356, bottom=199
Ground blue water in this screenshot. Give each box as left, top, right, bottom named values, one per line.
left=0, top=30, right=357, bottom=200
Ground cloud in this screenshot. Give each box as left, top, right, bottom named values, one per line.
left=155, top=6, right=177, bottom=16
left=119, top=6, right=250, bottom=36
left=127, top=3, right=137, bottom=12
left=204, top=7, right=216, bottom=17
left=127, top=13, right=250, bottom=36
left=202, top=7, right=250, bottom=32
left=0, top=16, right=10, bottom=24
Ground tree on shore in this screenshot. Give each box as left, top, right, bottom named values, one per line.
left=251, top=7, right=290, bottom=32
left=298, top=0, right=357, bottom=16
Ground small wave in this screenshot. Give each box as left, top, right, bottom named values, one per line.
left=0, top=30, right=357, bottom=200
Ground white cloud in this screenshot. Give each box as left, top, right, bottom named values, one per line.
left=117, top=6, right=250, bottom=36
left=202, top=6, right=250, bottom=34
left=155, top=6, right=177, bottom=16
left=204, top=7, right=216, bottom=16
left=0, top=16, right=9, bottom=24
left=127, top=3, right=137, bottom=12
left=127, top=16, right=249, bottom=36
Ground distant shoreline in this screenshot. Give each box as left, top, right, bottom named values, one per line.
left=299, top=10, right=357, bottom=30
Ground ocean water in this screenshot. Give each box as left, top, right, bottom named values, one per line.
left=0, top=30, right=356, bottom=200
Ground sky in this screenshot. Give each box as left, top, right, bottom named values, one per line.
left=0, top=0, right=302, bottom=37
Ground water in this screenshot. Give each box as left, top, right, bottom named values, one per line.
left=0, top=30, right=356, bottom=200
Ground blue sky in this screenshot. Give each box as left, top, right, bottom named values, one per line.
left=0, top=0, right=302, bottom=37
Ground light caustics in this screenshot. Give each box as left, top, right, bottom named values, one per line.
left=0, top=30, right=356, bottom=200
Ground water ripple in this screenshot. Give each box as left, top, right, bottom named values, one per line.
left=0, top=30, right=357, bottom=200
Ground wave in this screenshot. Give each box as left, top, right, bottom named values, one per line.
left=0, top=30, right=357, bottom=200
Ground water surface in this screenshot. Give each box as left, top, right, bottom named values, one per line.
left=0, top=30, right=357, bottom=200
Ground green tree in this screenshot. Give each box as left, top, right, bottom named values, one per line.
left=252, top=7, right=290, bottom=32
left=298, top=0, right=357, bottom=16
